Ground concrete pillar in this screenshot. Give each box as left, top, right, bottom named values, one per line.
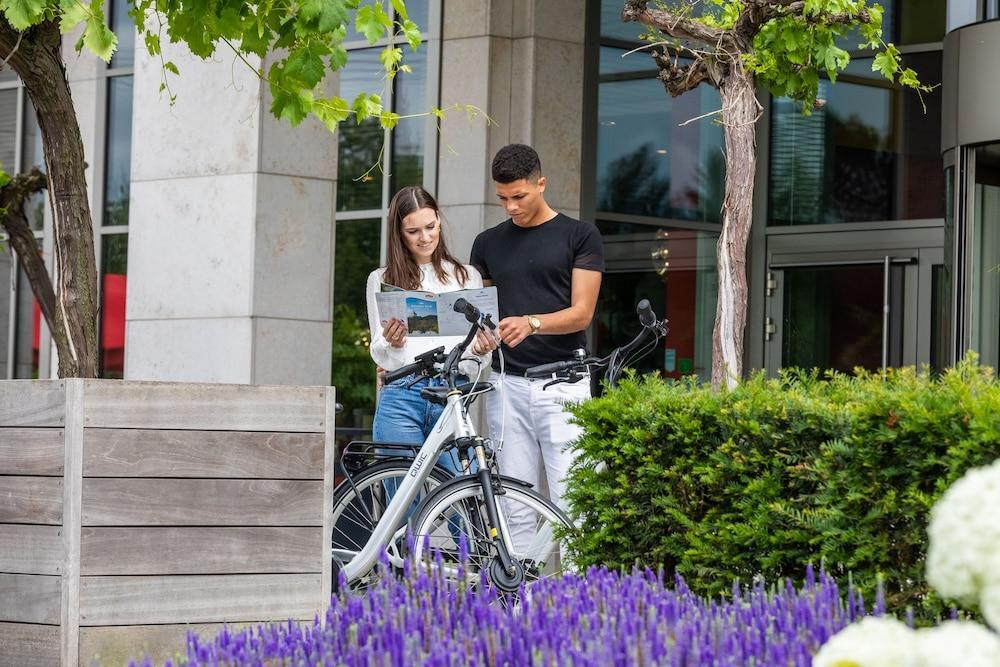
left=125, top=45, right=337, bottom=385
left=436, top=0, right=587, bottom=259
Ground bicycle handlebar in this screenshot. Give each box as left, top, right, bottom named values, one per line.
left=524, top=358, right=588, bottom=378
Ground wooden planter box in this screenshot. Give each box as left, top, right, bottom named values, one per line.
left=0, top=379, right=336, bottom=666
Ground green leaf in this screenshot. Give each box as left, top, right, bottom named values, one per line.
left=3, top=0, right=48, bottom=31
left=314, top=95, right=351, bottom=131
left=143, top=32, right=161, bottom=56
left=285, top=41, right=329, bottom=88
left=82, top=14, right=118, bottom=62
left=270, top=83, right=314, bottom=126
left=401, top=18, right=421, bottom=50
left=389, top=0, right=407, bottom=20
left=329, top=44, right=348, bottom=71
left=163, top=60, right=179, bottom=76
left=379, top=46, right=402, bottom=73
left=240, top=23, right=271, bottom=59
left=351, top=92, right=382, bottom=123
left=0, top=167, right=10, bottom=188
left=58, top=0, right=90, bottom=35
left=300, top=0, right=351, bottom=33
left=379, top=111, right=399, bottom=129
left=355, top=2, right=391, bottom=44
left=872, top=48, right=898, bottom=81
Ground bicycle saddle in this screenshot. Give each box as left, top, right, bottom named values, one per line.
left=419, top=382, right=494, bottom=405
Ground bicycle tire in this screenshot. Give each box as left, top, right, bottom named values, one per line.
left=331, top=460, right=453, bottom=589
left=408, top=477, right=574, bottom=596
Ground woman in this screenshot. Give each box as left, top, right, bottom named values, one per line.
left=366, top=186, right=496, bottom=472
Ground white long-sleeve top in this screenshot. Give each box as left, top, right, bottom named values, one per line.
left=366, top=261, right=490, bottom=380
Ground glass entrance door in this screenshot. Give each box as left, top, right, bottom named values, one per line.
left=764, top=236, right=944, bottom=375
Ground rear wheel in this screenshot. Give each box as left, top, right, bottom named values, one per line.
left=331, top=460, right=452, bottom=592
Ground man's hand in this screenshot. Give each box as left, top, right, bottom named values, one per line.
left=471, top=329, right=499, bottom=356
left=498, top=316, right=534, bottom=348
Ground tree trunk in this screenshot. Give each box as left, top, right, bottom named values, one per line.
left=712, top=66, right=757, bottom=390
left=0, top=20, right=100, bottom=377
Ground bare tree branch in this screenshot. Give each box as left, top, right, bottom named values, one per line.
left=0, top=167, right=58, bottom=332
left=622, top=0, right=725, bottom=47
left=650, top=47, right=716, bottom=96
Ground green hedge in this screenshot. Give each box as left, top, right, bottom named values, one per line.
left=564, top=358, right=1000, bottom=616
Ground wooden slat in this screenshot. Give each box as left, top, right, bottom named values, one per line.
left=80, top=622, right=257, bottom=667
left=79, top=573, right=323, bottom=625
left=0, top=573, right=61, bottom=624
left=0, top=380, right=65, bottom=427
left=81, top=527, right=322, bottom=575
left=82, top=479, right=323, bottom=526
left=0, top=428, right=64, bottom=475
left=82, top=380, right=327, bottom=432
left=0, top=623, right=60, bottom=667
left=0, top=476, right=63, bottom=524
left=62, top=379, right=84, bottom=667
left=322, top=387, right=337, bottom=603
left=0, top=524, right=62, bottom=574
left=83, top=429, right=324, bottom=478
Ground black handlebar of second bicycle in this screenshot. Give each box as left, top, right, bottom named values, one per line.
left=523, top=299, right=665, bottom=379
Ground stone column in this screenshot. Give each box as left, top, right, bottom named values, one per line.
left=436, top=0, right=586, bottom=259
left=125, top=46, right=337, bottom=385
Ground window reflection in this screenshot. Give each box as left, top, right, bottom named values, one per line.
left=109, top=0, right=135, bottom=69
left=390, top=49, right=426, bottom=193
left=22, top=95, right=44, bottom=230
left=0, top=88, right=16, bottom=176
left=769, top=52, right=943, bottom=225
left=597, top=74, right=724, bottom=223
left=100, top=235, right=128, bottom=379
left=970, top=144, right=1000, bottom=368
left=337, top=49, right=386, bottom=211
left=594, top=226, right=717, bottom=384
left=14, top=262, right=39, bottom=379
left=104, top=76, right=133, bottom=227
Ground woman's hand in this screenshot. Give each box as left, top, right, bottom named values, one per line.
left=381, top=318, right=408, bottom=348
left=471, top=329, right=499, bottom=356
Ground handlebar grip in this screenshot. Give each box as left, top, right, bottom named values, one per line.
left=381, top=361, right=423, bottom=385
left=453, top=298, right=481, bottom=323
left=637, top=298, right=656, bottom=328
left=524, top=359, right=581, bottom=378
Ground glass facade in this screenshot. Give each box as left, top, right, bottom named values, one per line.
left=769, top=52, right=944, bottom=226
left=333, top=2, right=438, bottom=432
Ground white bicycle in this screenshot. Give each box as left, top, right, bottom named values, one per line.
left=331, top=299, right=573, bottom=594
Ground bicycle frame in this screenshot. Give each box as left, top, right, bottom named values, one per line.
left=339, top=388, right=502, bottom=582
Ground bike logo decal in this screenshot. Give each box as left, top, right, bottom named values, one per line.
left=409, top=451, right=430, bottom=477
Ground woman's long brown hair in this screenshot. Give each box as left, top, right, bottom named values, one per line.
left=383, top=186, right=469, bottom=290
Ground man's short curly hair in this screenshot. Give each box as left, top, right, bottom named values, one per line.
left=491, top=144, right=542, bottom=184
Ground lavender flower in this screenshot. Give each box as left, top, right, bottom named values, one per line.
left=127, top=561, right=878, bottom=666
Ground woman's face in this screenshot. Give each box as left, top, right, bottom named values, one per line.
left=400, top=207, right=440, bottom=264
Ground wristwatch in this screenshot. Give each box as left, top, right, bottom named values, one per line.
left=527, top=315, right=542, bottom=335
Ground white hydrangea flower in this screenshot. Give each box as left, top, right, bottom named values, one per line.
left=813, top=617, right=920, bottom=667
left=925, top=459, right=1000, bottom=620
left=981, top=581, right=1000, bottom=632
left=915, top=620, right=1000, bottom=667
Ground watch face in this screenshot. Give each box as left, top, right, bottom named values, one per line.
left=529, top=316, right=541, bottom=331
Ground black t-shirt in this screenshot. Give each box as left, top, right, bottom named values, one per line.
left=470, top=213, right=604, bottom=374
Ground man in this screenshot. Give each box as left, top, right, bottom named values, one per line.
left=470, top=143, right=604, bottom=548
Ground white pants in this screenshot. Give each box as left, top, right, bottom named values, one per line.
left=485, top=373, right=590, bottom=553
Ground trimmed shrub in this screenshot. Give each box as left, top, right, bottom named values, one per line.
left=564, top=357, right=1000, bottom=617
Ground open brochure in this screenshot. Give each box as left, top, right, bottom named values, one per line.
left=375, top=284, right=500, bottom=337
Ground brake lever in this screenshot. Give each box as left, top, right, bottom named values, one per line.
left=542, top=369, right=586, bottom=390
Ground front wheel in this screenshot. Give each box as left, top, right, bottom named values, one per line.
left=408, top=478, right=574, bottom=593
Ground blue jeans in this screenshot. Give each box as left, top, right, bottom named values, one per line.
left=373, top=374, right=462, bottom=474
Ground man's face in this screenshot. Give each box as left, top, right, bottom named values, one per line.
left=495, top=176, right=547, bottom=226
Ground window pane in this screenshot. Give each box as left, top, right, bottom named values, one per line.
left=599, top=46, right=656, bottom=76
left=403, top=0, right=428, bottom=30
left=13, top=263, right=39, bottom=379
left=22, top=95, right=45, bottom=230
left=970, top=143, right=1000, bottom=366
left=769, top=52, right=943, bottom=226
left=0, top=246, right=11, bottom=377
left=104, top=76, right=133, bottom=226
left=600, top=0, right=646, bottom=42
left=337, top=49, right=386, bottom=211
left=390, top=48, right=426, bottom=193
left=841, top=0, right=945, bottom=49
left=100, top=234, right=128, bottom=379
left=0, top=88, right=17, bottom=177
left=593, top=227, right=717, bottom=384
left=597, top=76, right=724, bottom=224
left=109, top=0, right=135, bottom=69
left=332, top=218, right=380, bottom=429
